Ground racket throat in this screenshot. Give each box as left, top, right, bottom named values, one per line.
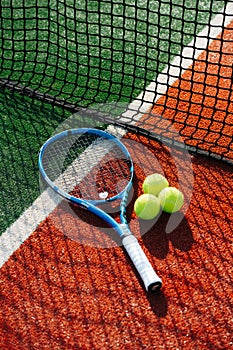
left=118, top=223, right=132, bottom=239
left=119, top=186, right=132, bottom=226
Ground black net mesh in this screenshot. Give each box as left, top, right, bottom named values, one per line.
left=0, top=0, right=232, bottom=162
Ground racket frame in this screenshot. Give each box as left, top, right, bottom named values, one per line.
left=38, top=128, right=162, bottom=292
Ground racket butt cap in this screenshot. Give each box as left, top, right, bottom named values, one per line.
left=148, top=281, right=162, bottom=293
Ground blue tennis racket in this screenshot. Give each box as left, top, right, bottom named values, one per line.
left=38, top=127, right=162, bottom=292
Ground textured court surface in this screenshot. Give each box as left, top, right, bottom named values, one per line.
left=0, top=133, right=232, bottom=350
left=0, top=3, right=233, bottom=349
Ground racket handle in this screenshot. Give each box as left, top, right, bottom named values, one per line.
left=122, top=235, right=162, bottom=292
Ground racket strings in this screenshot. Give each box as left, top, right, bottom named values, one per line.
left=41, top=132, right=132, bottom=201
left=95, top=158, right=131, bottom=197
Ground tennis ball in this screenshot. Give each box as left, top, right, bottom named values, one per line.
left=158, top=187, right=184, bottom=213
left=134, top=193, right=161, bottom=220
left=142, top=173, right=169, bottom=196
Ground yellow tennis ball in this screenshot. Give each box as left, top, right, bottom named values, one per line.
left=158, top=187, right=184, bottom=213
left=142, top=173, right=169, bottom=196
left=134, top=193, right=161, bottom=220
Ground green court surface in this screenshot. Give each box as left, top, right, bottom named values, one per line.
left=1, top=1, right=225, bottom=103
left=0, top=0, right=226, bottom=235
left=0, top=90, right=69, bottom=233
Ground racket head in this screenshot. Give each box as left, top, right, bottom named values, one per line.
left=38, top=128, right=134, bottom=205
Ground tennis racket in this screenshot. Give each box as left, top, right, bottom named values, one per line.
left=38, top=127, right=162, bottom=292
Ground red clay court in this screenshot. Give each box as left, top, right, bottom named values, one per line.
left=0, top=2, right=232, bottom=350
left=0, top=133, right=232, bottom=349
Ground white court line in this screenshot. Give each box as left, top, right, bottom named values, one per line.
left=0, top=125, right=125, bottom=267
left=121, top=1, right=233, bottom=122
left=0, top=3, right=232, bottom=268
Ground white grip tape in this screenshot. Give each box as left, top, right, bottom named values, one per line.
left=122, top=235, right=162, bottom=292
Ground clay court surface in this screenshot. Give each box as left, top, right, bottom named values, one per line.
left=0, top=131, right=232, bottom=349
left=0, top=4, right=233, bottom=350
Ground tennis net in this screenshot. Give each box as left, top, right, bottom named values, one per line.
left=0, top=0, right=232, bottom=162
